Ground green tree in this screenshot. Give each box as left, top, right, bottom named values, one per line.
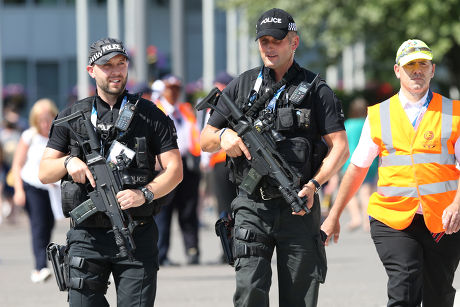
left=221, top=0, right=460, bottom=92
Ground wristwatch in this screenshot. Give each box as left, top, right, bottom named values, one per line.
left=140, top=187, right=154, bottom=204
left=308, top=179, right=322, bottom=194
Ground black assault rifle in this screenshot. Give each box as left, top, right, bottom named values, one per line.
left=196, top=88, right=309, bottom=214
left=54, top=111, right=136, bottom=260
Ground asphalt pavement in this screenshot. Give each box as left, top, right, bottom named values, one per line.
left=1, top=206, right=460, bottom=307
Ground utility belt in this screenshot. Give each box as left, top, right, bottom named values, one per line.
left=69, top=212, right=154, bottom=229
left=238, top=177, right=284, bottom=201
left=238, top=186, right=282, bottom=201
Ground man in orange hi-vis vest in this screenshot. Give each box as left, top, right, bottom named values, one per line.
left=154, top=75, right=202, bottom=265
left=322, top=39, right=460, bottom=307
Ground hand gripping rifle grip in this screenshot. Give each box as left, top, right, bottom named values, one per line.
left=280, top=187, right=310, bottom=214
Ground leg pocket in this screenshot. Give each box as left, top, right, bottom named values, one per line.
left=312, top=235, right=327, bottom=283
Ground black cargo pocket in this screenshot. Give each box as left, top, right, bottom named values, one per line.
left=277, top=137, right=311, bottom=169
left=275, top=108, right=295, bottom=131
left=61, top=181, right=87, bottom=218
left=311, top=234, right=327, bottom=283
left=276, top=137, right=312, bottom=181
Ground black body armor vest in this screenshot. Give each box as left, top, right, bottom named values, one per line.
left=228, top=65, right=328, bottom=189
left=61, top=94, right=157, bottom=218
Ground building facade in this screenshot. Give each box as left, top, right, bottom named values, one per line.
left=0, top=0, right=228, bottom=111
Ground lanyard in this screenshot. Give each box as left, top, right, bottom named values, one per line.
left=412, top=90, right=432, bottom=128
left=248, top=68, right=264, bottom=104
left=91, top=95, right=128, bottom=128
left=265, top=85, right=286, bottom=112
left=248, top=67, right=286, bottom=112
left=90, top=95, right=128, bottom=155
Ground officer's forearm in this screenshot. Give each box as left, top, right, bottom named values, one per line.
left=39, top=148, right=67, bottom=184
left=146, top=149, right=183, bottom=199
left=200, top=124, right=222, bottom=153
left=329, top=164, right=369, bottom=219
left=313, top=130, right=349, bottom=186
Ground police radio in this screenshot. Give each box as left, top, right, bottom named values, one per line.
left=115, top=96, right=139, bottom=131
left=289, top=74, right=320, bottom=106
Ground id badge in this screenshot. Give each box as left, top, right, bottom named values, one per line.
left=108, top=140, right=135, bottom=165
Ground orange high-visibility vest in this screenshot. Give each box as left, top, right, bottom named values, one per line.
left=209, top=150, right=226, bottom=167
left=155, top=100, right=201, bottom=157
left=367, top=92, right=460, bottom=233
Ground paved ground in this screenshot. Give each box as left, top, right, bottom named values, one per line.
left=1, top=206, right=460, bottom=307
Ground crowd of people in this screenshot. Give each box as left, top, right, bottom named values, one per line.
left=1, top=7, right=460, bottom=307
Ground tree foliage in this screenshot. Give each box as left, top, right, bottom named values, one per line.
left=220, top=0, right=460, bottom=90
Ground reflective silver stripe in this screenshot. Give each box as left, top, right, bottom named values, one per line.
left=412, top=152, right=455, bottom=165
left=419, top=180, right=458, bottom=196
left=378, top=95, right=455, bottom=167
left=441, top=96, right=453, bottom=139
left=379, top=99, right=394, bottom=153
left=377, top=186, right=418, bottom=198
left=377, top=94, right=458, bottom=198
left=380, top=152, right=456, bottom=167
left=380, top=155, right=411, bottom=166
left=378, top=180, right=458, bottom=197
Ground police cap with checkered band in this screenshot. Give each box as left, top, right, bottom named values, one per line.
left=255, top=8, right=297, bottom=41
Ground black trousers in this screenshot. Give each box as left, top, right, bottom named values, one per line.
left=232, top=193, right=326, bottom=307
left=370, top=214, right=460, bottom=307
left=155, top=161, right=201, bottom=262
left=67, top=221, right=158, bottom=307
left=24, top=183, right=55, bottom=270
left=211, top=161, right=236, bottom=218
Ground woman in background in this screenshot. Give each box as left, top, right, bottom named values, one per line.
left=341, top=98, right=378, bottom=232
left=11, top=98, right=59, bottom=283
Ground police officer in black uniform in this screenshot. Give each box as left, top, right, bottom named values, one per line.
left=200, top=9, right=349, bottom=307
left=39, top=38, right=183, bottom=307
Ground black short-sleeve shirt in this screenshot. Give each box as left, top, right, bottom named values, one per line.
left=47, top=94, right=178, bottom=156
left=207, top=62, right=345, bottom=136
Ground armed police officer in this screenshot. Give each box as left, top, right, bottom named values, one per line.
left=200, top=8, right=349, bottom=307
left=39, top=38, right=183, bottom=307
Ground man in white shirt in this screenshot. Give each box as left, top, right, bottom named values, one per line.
left=154, top=75, right=202, bottom=265
left=321, top=39, right=460, bottom=307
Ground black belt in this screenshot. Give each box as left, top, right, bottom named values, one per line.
left=71, top=212, right=153, bottom=228
left=238, top=186, right=282, bottom=201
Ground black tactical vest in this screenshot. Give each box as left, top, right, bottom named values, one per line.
left=228, top=64, right=328, bottom=189
left=61, top=94, right=158, bottom=217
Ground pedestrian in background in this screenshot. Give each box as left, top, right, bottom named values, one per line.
left=201, top=8, right=349, bottom=306
left=202, top=71, right=236, bottom=220
left=341, top=98, right=378, bottom=232
left=322, top=39, right=460, bottom=307
left=0, top=142, right=4, bottom=224
left=0, top=106, right=24, bottom=223
left=154, top=75, right=202, bottom=265
left=11, top=98, right=59, bottom=283
left=132, top=82, right=153, bottom=100
left=198, top=72, right=237, bottom=264
left=151, top=79, right=165, bottom=102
